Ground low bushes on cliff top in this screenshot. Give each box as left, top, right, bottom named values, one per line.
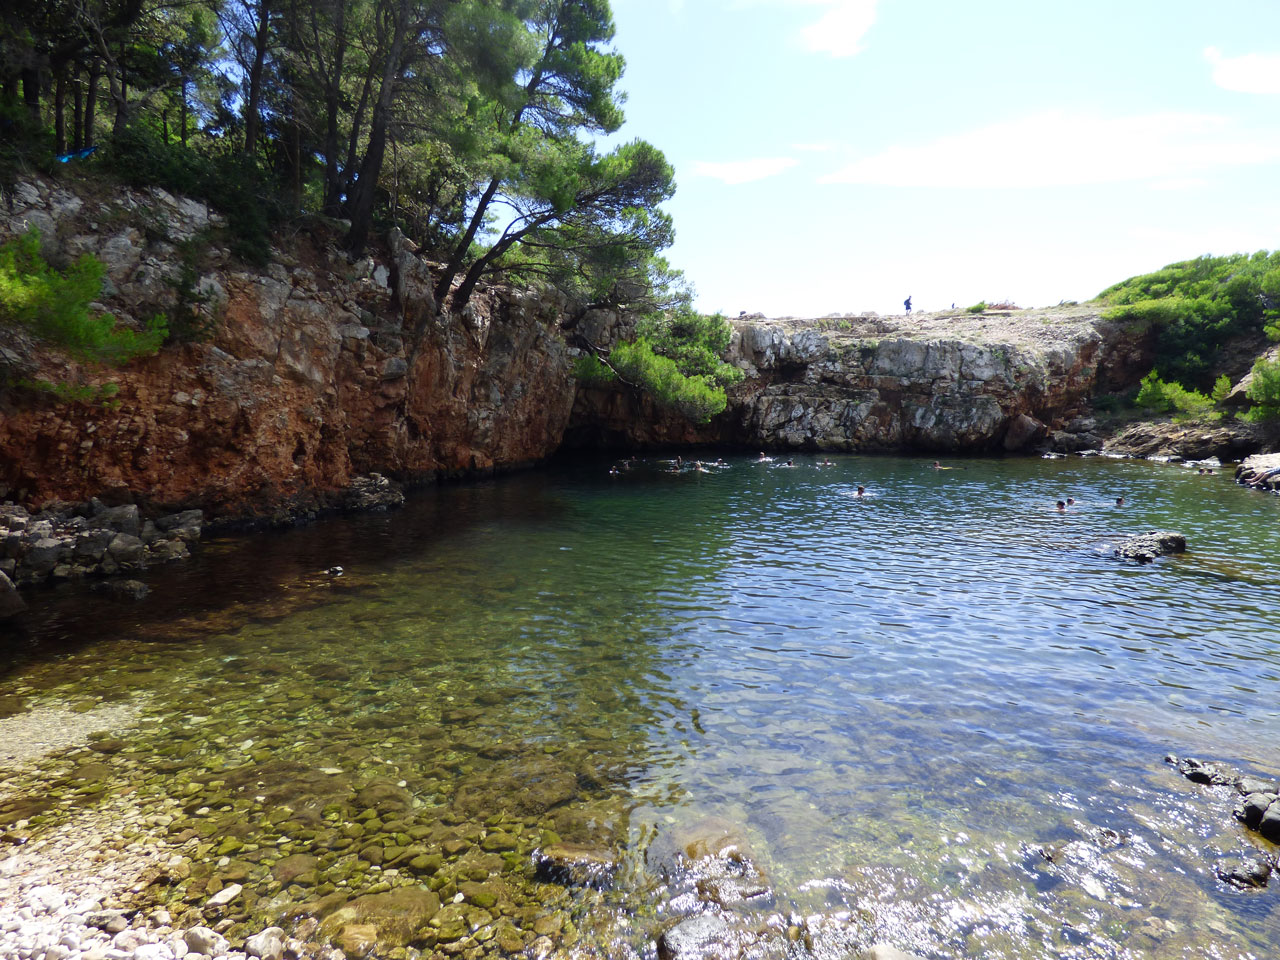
left=0, top=228, right=166, bottom=365
left=1100, top=251, right=1280, bottom=390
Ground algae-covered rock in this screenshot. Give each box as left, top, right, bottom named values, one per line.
left=319, top=887, right=442, bottom=949
left=271, top=853, right=319, bottom=884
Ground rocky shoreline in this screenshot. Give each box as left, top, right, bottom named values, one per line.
left=0, top=474, right=404, bottom=620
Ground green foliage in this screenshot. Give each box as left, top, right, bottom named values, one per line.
left=572, top=352, right=616, bottom=385
left=1211, top=374, right=1233, bottom=406
left=1134, top=371, right=1215, bottom=418
left=1100, top=251, right=1280, bottom=389
left=965, top=301, right=986, bottom=314
left=635, top=308, right=743, bottom=390
left=0, top=229, right=166, bottom=364
left=1244, top=358, right=1280, bottom=421
left=608, top=338, right=727, bottom=423
left=101, top=123, right=278, bottom=264
left=14, top=378, right=121, bottom=408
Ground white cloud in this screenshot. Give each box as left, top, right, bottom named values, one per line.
left=1205, top=47, right=1280, bottom=95
left=796, top=0, right=877, bottom=57
left=731, top=0, right=878, bottom=58
left=1148, top=178, right=1208, bottom=192
left=692, top=157, right=799, bottom=184
left=820, top=111, right=1280, bottom=188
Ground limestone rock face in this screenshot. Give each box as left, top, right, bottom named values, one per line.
left=0, top=177, right=577, bottom=522
left=570, top=308, right=1116, bottom=453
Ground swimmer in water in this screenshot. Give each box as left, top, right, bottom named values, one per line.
left=1066, top=497, right=1075, bottom=506
left=856, top=485, right=866, bottom=497
left=1115, top=496, right=1124, bottom=506
left=784, top=459, right=795, bottom=467
left=1056, top=500, right=1066, bottom=512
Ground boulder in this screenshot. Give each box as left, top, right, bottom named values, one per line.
left=184, top=926, right=228, bottom=957
left=657, top=913, right=759, bottom=960
left=1260, top=801, right=1280, bottom=844
left=1111, top=531, right=1186, bottom=564
left=90, top=504, right=141, bottom=537
left=317, top=887, right=442, bottom=950
left=245, top=926, right=286, bottom=960
left=1003, top=413, right=1047, bottom=451
left=92, top=579, right=151, bottom=601
left=342, top=474, right=405, bottom=512
left=107, top=533, right=146, bottom=566
left=1236, top=793, right=1276, bottom=831
left=1216, top=858, right=1272, bottom=889
left=0, top=570, right=25, bottom=619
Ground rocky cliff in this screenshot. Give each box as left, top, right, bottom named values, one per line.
left=1, top=175, right=1162, bottom=527
left=568, top=307, right=1152, bottom=454
left=0, top=176, right=585, bottom=522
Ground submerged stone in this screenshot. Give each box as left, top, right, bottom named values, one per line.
left=533, top=843, right=619, bottom=890
left=319, top=887, right=442, bottom=949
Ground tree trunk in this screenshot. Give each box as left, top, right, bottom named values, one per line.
left=110, top=64, right=128, bottom=137
left=72, top=67, right=83, bottom=151
left=180, top=77, right=188, bottom=145
left=54, top=70, right=67, bottom=155
left=433, top=176, right=501, bottom=304
left=84, top=63, right=100, bottom=147
left=243, top=0, right=272, bottom=156
left=341, top=69, right=374, bottom=213
left=321, top=0, right=347, bottom=216
left=344, top=0, right=410, bottom=255
left=21, top=68, right=40, bottom=126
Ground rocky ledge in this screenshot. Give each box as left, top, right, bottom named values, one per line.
left=1168, top=756, right=1280, bottom=890
left=1235, top=453, right=1280, bottom=491
left=1103, top=419, right=1274, bottom=462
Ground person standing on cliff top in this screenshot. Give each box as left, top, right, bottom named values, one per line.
left=904, top=296, right=912, bottom=315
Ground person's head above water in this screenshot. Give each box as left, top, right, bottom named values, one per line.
left=1056, top=501, right=1066, bottom=511
left=1115, top=496, right=1125, bottom=506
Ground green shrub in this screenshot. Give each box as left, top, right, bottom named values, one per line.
left=572, top=352, right=616, bottom=385
left=0, top=229, right=166, bottom=364
left=635, top=308, right=743, bottom=389
left=1100, top=251, right=1280, bottom=389
left=966, top=301, right=986, bottom=314
left=15, top=377, right=121, bottom=407
left=1211, top=374, right=1233, bottom=406
left=608, top=338, right=727, bottom=422
left=1244, top=357, right=1280, bottom=421
left=1134, top=371, right=1215, bottom=417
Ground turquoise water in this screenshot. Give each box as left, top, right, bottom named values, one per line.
left=3, top=454, right=1279, bottom=959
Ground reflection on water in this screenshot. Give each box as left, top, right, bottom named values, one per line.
left=2, top=454, right=1279, bottom=959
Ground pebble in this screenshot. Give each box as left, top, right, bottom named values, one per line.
left=0, top=792, right=265, bottom=960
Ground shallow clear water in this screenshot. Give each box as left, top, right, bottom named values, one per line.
left=3, top=454, right=1279, bottom=959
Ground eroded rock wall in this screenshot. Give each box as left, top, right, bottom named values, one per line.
left=0, top=177, right=578, bottom=521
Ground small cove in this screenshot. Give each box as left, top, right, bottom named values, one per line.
left=2, top=453, right=1279, bottom=959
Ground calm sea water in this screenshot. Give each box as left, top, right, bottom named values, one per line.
left=3, top=453, right=1279, bottom=959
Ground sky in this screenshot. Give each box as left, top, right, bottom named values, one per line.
left=603, top=0, right=1280, bottom=317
